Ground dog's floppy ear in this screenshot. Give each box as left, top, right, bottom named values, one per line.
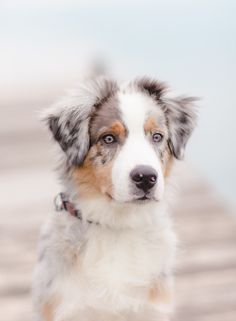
left=42, top=77, right=117, bottom=166
left=163, top=96, right=198, bottom=160
left=46, top=105, right=92, bottom=166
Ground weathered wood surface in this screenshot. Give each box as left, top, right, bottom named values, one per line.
left=174, top=171, right=236, bottom=321
left=0, top=103, right=236, bottom=321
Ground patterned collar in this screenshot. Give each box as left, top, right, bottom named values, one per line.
left=54, top=193, right=82, bottom=219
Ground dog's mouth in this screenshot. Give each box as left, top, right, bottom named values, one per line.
left=134, top=194, right=157, bottom=203
left=137, top=195, right=149, bottom=201
left=130, top=192, right=158, bottom=204
left=105, top=192, right=157, bottom=204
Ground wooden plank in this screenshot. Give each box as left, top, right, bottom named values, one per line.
left=177, top=242, right=236, bottom=274
left=176, top=310, right=236, bottom=321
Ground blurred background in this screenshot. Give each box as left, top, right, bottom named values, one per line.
left=0, top=0, right=235, bottom=320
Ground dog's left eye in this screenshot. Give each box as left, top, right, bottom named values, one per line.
left=102, top=134, right=116, bottom=144
left=152, top=133, right=163, bottom=143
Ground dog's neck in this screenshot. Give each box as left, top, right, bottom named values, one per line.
left=73, top=193, right=169, bottom=230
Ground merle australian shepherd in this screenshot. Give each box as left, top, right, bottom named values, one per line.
left=33, top=76, right=197, bottom=321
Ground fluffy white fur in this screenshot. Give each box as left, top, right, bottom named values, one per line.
left=33, top=200, right=176, bottom=321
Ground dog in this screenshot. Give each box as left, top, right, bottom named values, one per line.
left=33, top=76, right=197, bottom=321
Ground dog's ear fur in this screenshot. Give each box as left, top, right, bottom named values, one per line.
left=163, top=96, right=198, bottom=160
left=133, top=77, right=167, bottom=100
left=42, top=77, right=118, bottom=166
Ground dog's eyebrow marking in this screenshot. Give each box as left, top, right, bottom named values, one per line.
left=144, top=116, right=165, bottom=134
left=110, top=121, right=127, bottom=139
left=96, top=121, right=127, bottom=141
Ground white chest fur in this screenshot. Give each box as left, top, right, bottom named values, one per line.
left=81, top=224, right=175, bottom=290
left=34, top=202, right=176, bottom=321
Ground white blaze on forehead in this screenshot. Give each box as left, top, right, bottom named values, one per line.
left=111, top=90, right=165, bottom=202
left=117, top=91, right=157, bottom=133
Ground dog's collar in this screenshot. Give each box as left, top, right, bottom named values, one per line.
left=54, top=193, right=99, bottom=225
left=54, top=193, right=97, bottom=225
left=54, top=193, right=82, bottom=218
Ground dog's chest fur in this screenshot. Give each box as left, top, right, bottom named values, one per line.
left=34, top=209, right=176, bottom=320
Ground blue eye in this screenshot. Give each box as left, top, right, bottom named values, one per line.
left=102, top=134, right=116, bottom=144
left=152, top=133, right=163, bottom=143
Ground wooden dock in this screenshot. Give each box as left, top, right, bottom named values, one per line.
left=174, top=167, right=236, bottom=321
left=0, top=102, right=236, bottom=321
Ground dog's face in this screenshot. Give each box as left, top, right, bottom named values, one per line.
left=45, top=77, right=197, bottom=204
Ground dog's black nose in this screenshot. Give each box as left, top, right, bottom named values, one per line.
left=130, top=166, right=158, bottom=192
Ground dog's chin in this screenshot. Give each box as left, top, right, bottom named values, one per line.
left=132, top=195, right=158, bottom=204
left=106, top=192, right=158, bottom=205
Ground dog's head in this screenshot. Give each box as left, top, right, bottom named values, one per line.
left=44, top=77, right=197, bottom=204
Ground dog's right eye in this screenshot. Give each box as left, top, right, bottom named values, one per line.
left=102, top=134, right=116, bottom=144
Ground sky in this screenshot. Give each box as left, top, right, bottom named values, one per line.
left=1, top=0, right=236, bottom=205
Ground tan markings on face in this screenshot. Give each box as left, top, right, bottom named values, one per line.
left=163, top=154, right=174, bottom=177
left=110, top=120, right=127, bottom=140
left=73, top=156, right=114, bottom=199
left=73, top=121, right=126, bottom=199
left=159, top=147, right=174, bottom=178
left=41, top=296, right=60, bottom=321
left=94, top=120, right=127, bottom=144
left=148, top=282, right=173, bottom=305
left=144, top=116, right=165, bottom=134
left=144, top=116, right=162, bottom=134
left=144, top=116, right=174, bottom=178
